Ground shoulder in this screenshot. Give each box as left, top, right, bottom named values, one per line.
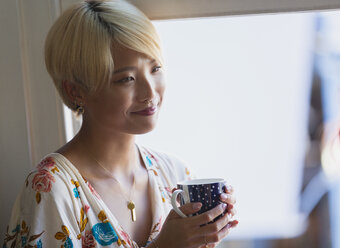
left=5, top=155, right=82, bottom=247
left=139, top=145, right=194, bottom=182
left=26, top=155, right=74, bottom=202
left=12, top=154, right=79, bottom=220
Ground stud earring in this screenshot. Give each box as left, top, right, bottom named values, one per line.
left=75, top=101, right=84, bottom=115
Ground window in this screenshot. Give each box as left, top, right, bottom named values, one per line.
left=138, top=13, right=314, bottom=238
left=63, top=11, right=340, bottom=241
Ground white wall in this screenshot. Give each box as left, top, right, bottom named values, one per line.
left=0, top=0, right=32, bottom=237
left=0, top=0, right=66, bottom=240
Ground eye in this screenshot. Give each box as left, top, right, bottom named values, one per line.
left=117, top=76, right=135, bottom=83
left=152, top=66, right=162, bottom=73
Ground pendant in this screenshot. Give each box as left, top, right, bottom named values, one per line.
left=127, top=201, right=136, bottom=222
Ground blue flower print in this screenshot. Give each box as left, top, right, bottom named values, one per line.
left=21, top=236, right=27, bottom=247
left=36, top=239, right=43, bottom=248
left=146, top=156, right=153, bottom=167
left=73, top=187, right=80, bottom=198
left=64, top=237, right=73, bottom=248
left=12, top=224, right=20, bottom=233
left=92, top=222, right=118, bottom=246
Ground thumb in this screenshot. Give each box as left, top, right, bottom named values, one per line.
left=180, top=202, right=202, bottom=215
left=169, top=202, right=202, bottom=219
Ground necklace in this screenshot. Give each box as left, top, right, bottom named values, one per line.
left=89, top=153, right=137, bottom=222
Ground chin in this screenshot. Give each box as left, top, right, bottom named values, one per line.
left=127, top=121, right=158, bottom=135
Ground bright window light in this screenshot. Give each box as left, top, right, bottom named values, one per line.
left=137, top=13, right=315, bottom=239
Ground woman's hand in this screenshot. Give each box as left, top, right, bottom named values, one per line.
left=199, top=184, right=238, bottom=248
left=154, top=185, right=238, bottom=248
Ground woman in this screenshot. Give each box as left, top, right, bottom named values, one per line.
left=3, top=0, right=237, bottom=247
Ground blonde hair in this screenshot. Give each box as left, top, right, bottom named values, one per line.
left=45, top=0, right=163, bottom=111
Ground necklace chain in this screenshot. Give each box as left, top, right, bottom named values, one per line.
left=88, top=153, right=137, bottom=222
left=88, top=153, right=136, bottom=203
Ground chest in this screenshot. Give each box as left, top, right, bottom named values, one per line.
left=90, top=171, right=153, bottom=246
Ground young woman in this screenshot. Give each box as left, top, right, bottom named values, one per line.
left=3, top=1, right=237, bottom=247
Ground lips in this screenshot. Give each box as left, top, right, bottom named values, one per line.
left=132, top=106, right=157, bottom=116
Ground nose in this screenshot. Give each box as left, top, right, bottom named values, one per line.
left=138, top=74, right=157, bottom=103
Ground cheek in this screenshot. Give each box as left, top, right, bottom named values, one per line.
left=157, top=78, right=166, bottom=99
left=94, top=92, right=133, bottom=116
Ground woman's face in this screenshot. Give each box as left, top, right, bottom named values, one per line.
left=83, top=44, right=165, bottom=135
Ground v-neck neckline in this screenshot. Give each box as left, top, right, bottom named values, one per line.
left=51, top=143, right=157, bottom=247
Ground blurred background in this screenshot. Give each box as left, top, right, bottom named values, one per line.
left=62, top=10, right=340, bottom=248
left=2, top=1, right=340, bottom=247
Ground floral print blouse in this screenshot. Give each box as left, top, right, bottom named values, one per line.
left=3, top=144, right=193, bottom=248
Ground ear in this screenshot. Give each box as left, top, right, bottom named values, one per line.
left=62, top=80, right=86, bottom=105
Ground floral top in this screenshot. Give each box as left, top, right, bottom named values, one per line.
left=3, top=144, right=193, bottom=248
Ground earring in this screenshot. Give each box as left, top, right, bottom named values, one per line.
left=75, top=101, right=84, bottom=115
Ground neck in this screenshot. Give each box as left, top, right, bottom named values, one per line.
left=72, top=121, right=140, bottom=177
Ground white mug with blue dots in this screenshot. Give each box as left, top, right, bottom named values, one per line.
left=171, top=178, right=226, bottom=221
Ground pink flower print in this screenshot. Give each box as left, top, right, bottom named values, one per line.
left=82, top=230, right=97, bottom=248
left=164, top=187, right=172, bottom=198
left=118, top=229, right=132, bottom=246
left=87, top=182, right=101, bottom=199
left=84, top=204, right=90, bottom=214
left=36, top=157, right=55, bottom=171
left=32, top=170, right=56, bottom=203
left=32, top=170, right=56, bottom=193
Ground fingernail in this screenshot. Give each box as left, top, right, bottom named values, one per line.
left=231, top=220, right=239, bottom=228
left=221, top=194, right=228, bottom=200
left=222, top=203, right=227, bottom=210
left=193, top=202, right=202, bottom=210
left=226, top=185, right=232, bottom=192
left=227, top=220, right=239, bottom=229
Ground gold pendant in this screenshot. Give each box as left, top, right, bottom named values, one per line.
left=127, top=201, right=136, bottom=222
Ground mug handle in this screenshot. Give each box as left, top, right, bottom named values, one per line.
left=171, top=189, right=190, bottom=218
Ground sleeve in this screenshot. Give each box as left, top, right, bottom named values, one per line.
left=146, top=147, right=196, bottom=186
left=162, top=154, right=196, bottom=182
left=3, top=168, right=82, bottom=248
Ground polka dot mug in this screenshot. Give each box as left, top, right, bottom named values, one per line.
left=171, top=178, right=226, bottom=221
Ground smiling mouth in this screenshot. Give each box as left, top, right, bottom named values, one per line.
left=132, top=106, right=157, bottom=116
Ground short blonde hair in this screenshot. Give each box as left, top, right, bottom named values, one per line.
left=45, top=0, right=163, bottom=111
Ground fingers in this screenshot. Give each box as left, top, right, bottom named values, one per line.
left=206, top=224, right=230, bottom=244
left=219, top=193, right=236, bottom=205
left=224, top=184, right=234, bottom=194
left=199, top=244, right=216, bottom=248
left=227, top=219, right=239, bottom=229
left=191, top=203, right=227, bottom=226
left=219, top=193, right=236, bottom=215
left=228, top=206, right=237, bottom=217
left=168, top=202, right=202, bottom=219
left=199, top=220, right=238, bottom=246
left=180, top=202, right=202, bottom=216
left=200, top=209, right=230, bottom=234
left=220, top=186, right=236, bottom=216
left=194, top=225, right=230, bottom=248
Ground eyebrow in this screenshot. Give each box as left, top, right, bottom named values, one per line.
left=113, top=59, right=157, bottom=74
left=113, top=66, right=136, bottom=74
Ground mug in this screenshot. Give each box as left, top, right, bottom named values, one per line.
left=171, top=178, right=226, bottom=221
